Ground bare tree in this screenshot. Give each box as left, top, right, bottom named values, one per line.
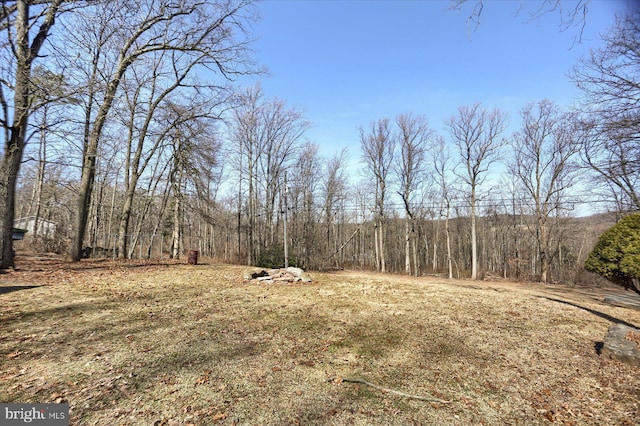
left=20, top=67, right=70, bottom=251
left=230, top=85, right=262, bottom=265
left=114, top=53, right=228, bottom=258
left=179, top=115, right=224, bottom=259
left=447, top=103, right=507, bottom=279
left=257, top=99, right=308, bottom=248
left=394, top=113, right=433, bottom=276
left=170, top=133, right=186, bottom=259
left=230, top=85, right=308, bottom=266
left=321, top=147, right=349, bottom=269
left=289, top=141, right=321, bottom=268
left=162, top=114, right=208, bottom=260
left=360, top=118, right=395, bottom=273
left=0, top=0, right=64, bottom=269
left=65, top=0, right=256, bottom=261
left=432, top=135, right=459, bottom=279
left=571, top=7, right=640, bottom=212
left=509, top=100, right=580, bottom=283
left=450, top=0, right=591, bottom=44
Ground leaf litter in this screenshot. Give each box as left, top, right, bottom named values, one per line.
left=0, top=256, right=639, bottom=425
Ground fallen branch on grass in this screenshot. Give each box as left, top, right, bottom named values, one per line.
left=328, top=377, right=453, bottom=404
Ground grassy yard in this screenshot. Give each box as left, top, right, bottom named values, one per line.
left=1, top=257, right=639, bottom=425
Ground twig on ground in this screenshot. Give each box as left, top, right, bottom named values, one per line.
left=327, top=377, right=453, bottom=404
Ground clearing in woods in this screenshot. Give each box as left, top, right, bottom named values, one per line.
left=1, top=256, right=639, bottom=425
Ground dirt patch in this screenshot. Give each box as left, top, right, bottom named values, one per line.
left=1, top=256, right=639, bottom=425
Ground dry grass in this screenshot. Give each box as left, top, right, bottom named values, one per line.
left=1, top=256, right=639, bottom=425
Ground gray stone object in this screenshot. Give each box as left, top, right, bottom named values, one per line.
left=604, top=293, right=640, bottom=311
left=602, top=323, right=640, bottom=367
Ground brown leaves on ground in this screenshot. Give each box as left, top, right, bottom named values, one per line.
left=626, top=330, right=640, bottom=347
left=1, top=255, right=639, bottom=425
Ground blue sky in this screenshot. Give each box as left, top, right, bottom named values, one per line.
left=243, top=0, right=630, bottom=163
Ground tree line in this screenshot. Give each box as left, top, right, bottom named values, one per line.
left=1, top=1, right=638, bottom=285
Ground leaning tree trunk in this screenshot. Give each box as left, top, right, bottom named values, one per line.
left=1, top=63, right=29, bottom=267
left=0, top=141, right=24, bottom=269
left=1, top=1, right=56, bottom=268
left=70, top=76, right=124, bottom=261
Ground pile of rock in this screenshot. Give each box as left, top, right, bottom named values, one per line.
left=244, top=266, right=312, bottom=284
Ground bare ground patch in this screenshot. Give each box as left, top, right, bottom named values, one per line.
left=1, top=257, right=639, bottom=425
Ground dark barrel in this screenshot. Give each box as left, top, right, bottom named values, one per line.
left=187, top=250, right=198, bottom=265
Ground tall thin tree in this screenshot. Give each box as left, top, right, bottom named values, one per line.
left=65, top=0, right=256, bottom=261
left=0, top=1, right=64, bottom=269
left=394, top=112, right=433, bottom=276
left=447, top=103, right=506, bottom=280
left=510, top=100, right=580, bottom=283
left=360, top=118, right=395, bottom=273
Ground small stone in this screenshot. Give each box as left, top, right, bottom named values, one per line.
left=256, top=276, right=273, bottom=282
left=286, top=267, right=304, bottom=277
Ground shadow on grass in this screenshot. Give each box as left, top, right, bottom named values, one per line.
left=64, top=259, right=176, bottom=271
left=539, top=296, right=639, bottom=329
left=594, top=341, right=604, bottom=355
left=0, top=285, right=41, bottom=295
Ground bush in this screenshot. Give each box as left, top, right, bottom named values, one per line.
left=585, top=213, right=640, bottom=295
left=256, top=244, right=302, bottom=269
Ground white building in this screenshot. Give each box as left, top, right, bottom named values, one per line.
left=14, top=216, right=57, bottom=237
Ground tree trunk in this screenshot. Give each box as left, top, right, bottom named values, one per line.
left=379, top=218, right=386, bottom=273
left=0, top=1, right=60, bottom=269
left=539, top=221, right=549, bottom=283
left=32, top=116, right=48, bottom=249
left=374, top=223, right=380, bottom=272
left=445, top=209, right=453, bottom=279
left=471, top=189, right=478, bottom=280
left=432, top=218, right=439, bottom=272
left=0, top=144, right=23, bottom=269
left=71, top=66, right=130, bottom=260
left=0, top=36, right=28, bottom=266
left=405, top=219, right=411, bottom=275
left=147, top=182, right=171, bottom=258
left=412, top=224, right=419, bottom=276
left=171, top=171, right=183, bottom=259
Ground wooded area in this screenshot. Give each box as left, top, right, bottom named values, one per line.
left=1, top=1, right=638, bottom=284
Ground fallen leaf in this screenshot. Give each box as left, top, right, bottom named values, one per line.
left=212, top=412, right=227, bottom=421
left=544, top=410, right=555, bottom=421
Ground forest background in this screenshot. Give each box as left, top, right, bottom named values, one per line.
left=1, top=0, right=638, bottom=285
